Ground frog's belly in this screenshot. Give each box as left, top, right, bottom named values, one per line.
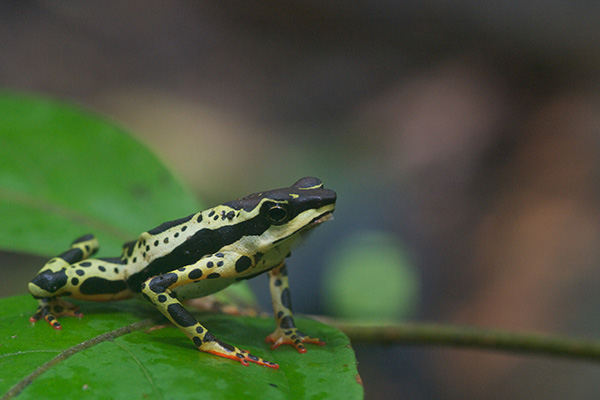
left=171, top=277, right=236, bottom=301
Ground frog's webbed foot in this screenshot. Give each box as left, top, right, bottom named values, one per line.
left=265, top=327, right=325, bottom=353
left=29, top=297, right=83, bottom=330
left=200, top=337, right=279, bottom=369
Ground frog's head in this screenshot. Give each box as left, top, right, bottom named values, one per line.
left=223, top=177, right=336, bottom=253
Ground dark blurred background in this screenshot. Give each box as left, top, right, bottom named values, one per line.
left=2, top=1, right=600, bottom=399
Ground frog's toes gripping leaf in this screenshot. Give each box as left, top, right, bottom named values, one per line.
left=201, top=339, right=280, bottom=369
left=29, top=297, right=83, bottom=330
left=265, top=328, right=326, bottom=353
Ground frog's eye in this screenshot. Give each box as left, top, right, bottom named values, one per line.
left=266, top=204, right=288, bottom=224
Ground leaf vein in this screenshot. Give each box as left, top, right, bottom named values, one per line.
left=112, top=340, right=164, bottom=400
left=1, top=318, right=158, bottom=400
left=0, top=350, right=60, bottom=359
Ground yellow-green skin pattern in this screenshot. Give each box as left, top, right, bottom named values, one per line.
left=28, top=177, right=336, bottom=368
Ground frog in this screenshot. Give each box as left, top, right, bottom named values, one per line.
left=28, top=177, right=336, bottom=369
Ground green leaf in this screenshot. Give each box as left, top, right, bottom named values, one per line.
left=0, top=92, right=255, bottom=305
left=0, top=92, right=199, bottom=257
left=0, top=296, right=362, bottom=399
left=0, top=94, right=361, bottom=398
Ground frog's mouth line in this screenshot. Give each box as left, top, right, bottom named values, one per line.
left=272, top=210, right=334, bottom=244
left=310, top=211, right=334, bottom=226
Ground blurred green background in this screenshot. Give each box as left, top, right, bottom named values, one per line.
left=2, top=2, right=600, bottom=399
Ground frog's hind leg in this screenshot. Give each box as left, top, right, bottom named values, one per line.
left=140, top=253, right=279, bottom=369
left=29, top=235, right=99, bottom=329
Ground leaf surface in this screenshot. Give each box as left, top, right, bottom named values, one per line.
left=0, top=94, right=361, bottom=399
left=0, top=92, right=199, bottom=256
left=1, top=296, right=362, bottom=400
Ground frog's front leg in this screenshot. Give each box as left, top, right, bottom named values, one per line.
left=265, top=262, right=325, bottom=352
left=29, top=297, right=84, bottom=329
left=140, top=252, right=279, bottom=369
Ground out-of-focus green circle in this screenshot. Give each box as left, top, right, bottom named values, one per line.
left=322, top=231, right=419, bottom=322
